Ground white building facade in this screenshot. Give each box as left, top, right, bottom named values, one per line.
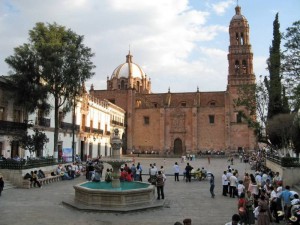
left=0, top=77, right=125, bottom=161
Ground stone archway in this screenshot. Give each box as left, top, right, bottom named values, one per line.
left=173, top=138, right=183, bottom=155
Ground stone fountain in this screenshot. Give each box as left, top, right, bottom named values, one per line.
left=63, top=128, right=162, bottom=212
left=106, top=128, right=130, bottom=188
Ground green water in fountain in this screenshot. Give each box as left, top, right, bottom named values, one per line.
left=80, top=181, right=150, bottom=191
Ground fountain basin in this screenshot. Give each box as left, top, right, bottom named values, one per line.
left=74, top=181, right=156, bottom=208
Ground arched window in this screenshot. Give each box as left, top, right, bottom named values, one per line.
left=241, top=33, right=244, bottom=45
left=235, top=60, right=240, bottom=74
left=236, top=32, right=239, bottom=45
left=135, top=100, right=142, bottom=108
left=209, top=101, right=216, bottom=107
left=121, top=80, right=125, bottom=90
left=136, top=81, right=140, bottom=92
left=242, top=60, right=247, bottom=74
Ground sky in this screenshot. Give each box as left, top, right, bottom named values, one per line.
left=0, top=0, right=299, bottom=93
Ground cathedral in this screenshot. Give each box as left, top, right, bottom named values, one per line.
left=90, top=5, right=257, bottom=155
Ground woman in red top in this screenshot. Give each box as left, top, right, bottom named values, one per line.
left=126, top=169, right=132, bottom=182
left=120, top=168, right=127, bottom=181
left=238, top=192, right=246, bottom=224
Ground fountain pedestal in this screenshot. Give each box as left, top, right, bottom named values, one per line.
left=65, top=128, right=162, bottom=212
left=111, top=179, right=120, bottom=188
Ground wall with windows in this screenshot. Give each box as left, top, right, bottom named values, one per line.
left=0, top=77, right=27, bottom=158
left=25, top=92, right=125, bottom=160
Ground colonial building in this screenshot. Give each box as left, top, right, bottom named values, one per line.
left=28, top=88, right=125, bottom=161
left=0, top=76, right=27, bottom=158
left=0, top=77, right=125, bottom=160
left=90, top=5, right=257, bottom=155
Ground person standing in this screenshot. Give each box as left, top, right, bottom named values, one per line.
left=229, top=172, right=238, bottom=198
left=173, top=162, right=180, bottom=182
left=222, top=171, right=228, bottom=196
left=32, top=171, right=42, bottom=188
left=269, top=186, right=279, bottom=223
left=130, top=163, right=137, bottom=180
left=137, top=162, right=143, bottom=181
left=243, top=173, right=250, bottom=191
left=227, top=169, right=233, bottom=195
left=257, top=195, right=271, bottom=225
left=245, top=190, right=255, bottom=225
left=237, top=193, right=246, bottom=224
left=225, top=214, right=241, bottom=225
left=156, top=171, right=165, bottom=200
left=280, top=185, right=292, bottom=221
left=0, top=177, right=4, bottom=196
left=185, top=163, right=193, bottom=182
left=210, top=174, right=215, bottom=198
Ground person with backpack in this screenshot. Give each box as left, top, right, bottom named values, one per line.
left=105, top=168, right=112, bottom=182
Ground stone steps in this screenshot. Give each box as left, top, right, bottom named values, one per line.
left=293, top=183, right=300, bottom=193
left=0, top=172, right=17, bottom=190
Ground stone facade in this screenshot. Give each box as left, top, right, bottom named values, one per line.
left=90, top=5, right=257, bottom=155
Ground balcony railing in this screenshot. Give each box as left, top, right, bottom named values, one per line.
left=266, top=154, right=300, bottom=167
left=0, top=157, right=56, bottom=170
left=93, top=129, right=103, bottom=135
left=111, top=120, right=124, bottom=126
left=0, top=120, right=27, bottom=134
left=60, top=122, right=79, bottom=131
left=85, top=126, right=91, bottom=132
left=36, top=117, right=51, bottom=127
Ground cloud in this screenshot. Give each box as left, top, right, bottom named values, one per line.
left=0, top=0, right=235, bottom=93
left=212, top=0, right=235, bottom=15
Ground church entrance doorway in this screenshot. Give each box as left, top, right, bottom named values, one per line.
left=173, top=138, right=183, bottom=155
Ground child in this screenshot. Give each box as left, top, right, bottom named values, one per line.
left=237, top=180, right=245, bottom=197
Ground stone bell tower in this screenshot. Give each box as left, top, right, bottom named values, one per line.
left=227, top=5, right=255, bottom=87
left=225, top=5, right=257, bottom=151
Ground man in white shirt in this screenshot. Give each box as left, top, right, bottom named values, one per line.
left=255, top=172, right=262, bottom=186
left=226, top=169, right=233, bottom=195
left=270, top=186, right=280, bottom=223
left=222, top=171, right=228, bottom=196
left=173, top=162, right=180, bottom=182
left=150, top=165, right=157, bottom=176
left=229, top=172, right=238, bottom=198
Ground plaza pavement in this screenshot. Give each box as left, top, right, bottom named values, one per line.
left=0, top=157, right=273, bottom=225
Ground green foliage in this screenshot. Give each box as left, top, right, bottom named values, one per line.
left=5, top=22, right=95, bottom=158
left=267, top=113, right=294, bottom=149
left=281, top=157, right=300, bottom=167
left=282, top=20, right=300, bottom=111
left=267, top=13, right=284, bottom=119
left=15, top=128, right=49, bottom=155
left=234, top=79, right=268, bottom=141
left=5, top=44, right=51, bottom=114
left=291, top=111, right=300, bottom=154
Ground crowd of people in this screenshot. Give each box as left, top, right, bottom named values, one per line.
left=223, top=151, right=300, bottom=225
left=13, top=151, right=299, bottom=224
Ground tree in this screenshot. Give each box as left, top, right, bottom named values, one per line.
left=267, top=113, right=295, bottom=149
left=16, top=128, right=49, bottom=157
left=291, top=110, right=300, bottom=155
left=282, top=20, right=300, bottom=111
left=265, top=13, right=285, bottom=119
left=234, top=76, right=269, bottom=141
left=5, top=44, right=50, bottom=114
left=6, top=22, right=95, bottom=160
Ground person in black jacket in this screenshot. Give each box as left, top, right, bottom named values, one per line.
left=185, top=163, right=193, bottom=182
left=0, top=177, right=4, bottom=196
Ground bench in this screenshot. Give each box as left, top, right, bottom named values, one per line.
left=22, top=174, right=62, bottom=189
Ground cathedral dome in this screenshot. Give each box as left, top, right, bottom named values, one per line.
left=111, top=52, right=145, bottom=79
left=230, top=6, right=247, bottom=22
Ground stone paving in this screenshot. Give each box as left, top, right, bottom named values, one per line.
left=0, top=157, right=279, bottom=225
